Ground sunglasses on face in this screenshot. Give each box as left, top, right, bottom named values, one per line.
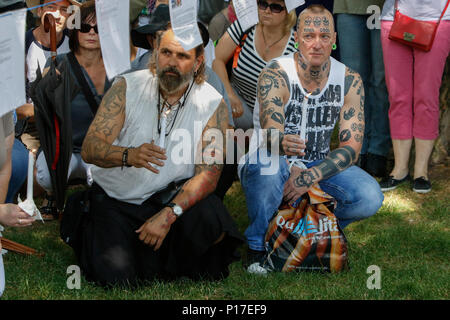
left=80, top=23, right=98, bottom=34
left=257, top=1, right=285, bottom=13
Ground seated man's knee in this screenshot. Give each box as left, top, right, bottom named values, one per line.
left=356, top=179, right=384, bottom=218
left=91, top=246, right=137, bottom=287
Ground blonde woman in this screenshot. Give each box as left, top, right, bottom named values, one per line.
left=213, top=0, right=297, bottom=130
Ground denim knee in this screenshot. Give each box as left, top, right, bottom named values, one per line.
left=357, top=181, right=384, bottom=218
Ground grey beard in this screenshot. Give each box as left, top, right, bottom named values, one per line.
left=157, top=66, right=194, bottom=94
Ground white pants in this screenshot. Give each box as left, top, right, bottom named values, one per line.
left=36, top=152, right=92, bottom=192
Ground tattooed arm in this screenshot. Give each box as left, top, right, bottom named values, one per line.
left=173, top=99, right=229, bottom=211
left=283, top=68, right=364, bottom=203
left=81, top=78, right=167, bottom=172
left=136, top=100, right=229, bottom=250
left=257, top=60, right=292, bottom=155
left=81, top=78, right=126, bottom=167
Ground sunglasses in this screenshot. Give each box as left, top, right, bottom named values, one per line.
left=80, top=24, right=98, bottom=34
left=257, top=1, right=285, bottom=13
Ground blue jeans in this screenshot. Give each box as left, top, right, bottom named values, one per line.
left=239, top=153, right=384, bottom=251
left=6, top=139, right=28, bottom=203
left=337, top=14, right=391, bottom=157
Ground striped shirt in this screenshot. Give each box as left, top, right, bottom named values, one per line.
left=227, top=20, right=297, bottom=109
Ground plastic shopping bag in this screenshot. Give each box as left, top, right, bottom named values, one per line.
left=265, top=185, right=348, bottom=272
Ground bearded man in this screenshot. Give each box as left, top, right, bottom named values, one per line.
left=79, top=27, right=243, bottom=287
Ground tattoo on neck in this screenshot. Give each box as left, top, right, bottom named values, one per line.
left=310, top=68, right=321, bottom=79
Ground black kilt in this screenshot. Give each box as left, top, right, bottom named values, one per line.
left=78, top=183, right=244, bottom=287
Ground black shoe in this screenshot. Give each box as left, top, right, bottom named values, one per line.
left=365, top=153, right=387, bottom=177
left=413, top=177, right=431, bottom=194
left=379, top=174, right=411, bottom=192
left=40, top=194, right=59, bottom=221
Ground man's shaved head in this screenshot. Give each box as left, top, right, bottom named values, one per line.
left=295, top=4, right=336, bottom=67
left=297, top=5, right=335, bottom=33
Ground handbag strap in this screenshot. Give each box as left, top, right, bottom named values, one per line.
left=67, top=52, right=99, bottom=115
left=394, top=0, right=450, bottom=24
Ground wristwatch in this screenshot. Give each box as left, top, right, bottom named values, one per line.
left=167, top=202, right=183, bottom=217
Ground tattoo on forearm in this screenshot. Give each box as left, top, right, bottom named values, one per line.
left=316, top=146, right=356, bottom=180
left=266, top=128, right=285, bottom=155
left=359, top=89, right=365, bottom=111
left=339, top=129, right=351, bottom=142
left=358, top=123, right=364, bottom=132
left=270, top=112, right=284, bottom=125
left=358, top=112, right=363, bottom=121
left=294, top=169, right=318, bottom=189
left=271, top=96, right=283, bottom=107
left=177, top=102, right=228, bottom=210
left=343, top=107, right=355, bottom=120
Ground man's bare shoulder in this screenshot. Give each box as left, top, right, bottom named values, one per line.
left=344, top=66, right=363, bottom=98
left=261, top=59, right=291, bottom=90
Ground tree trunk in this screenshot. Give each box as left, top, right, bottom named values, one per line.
left=431, top=56, right=450, bottom=165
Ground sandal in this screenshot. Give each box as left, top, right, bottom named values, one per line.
left=40, top=194, right=60, bottom=221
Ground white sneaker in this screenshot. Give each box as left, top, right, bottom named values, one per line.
left=247, top=262, right=270, bottom=275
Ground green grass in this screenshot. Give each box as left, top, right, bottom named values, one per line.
left=1, top=167, right=449, bottom=300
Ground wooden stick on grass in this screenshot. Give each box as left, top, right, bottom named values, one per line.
left=0, top=237, right=44, bottom=257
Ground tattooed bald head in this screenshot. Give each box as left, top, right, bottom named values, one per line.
left=297, top=4, right=335, bottom=34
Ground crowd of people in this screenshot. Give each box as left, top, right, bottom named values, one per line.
left=0, top=0, right=448, bottom=290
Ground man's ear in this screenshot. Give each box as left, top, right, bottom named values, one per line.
left=195, top=54, right=204, bottom=73
left=37, top=6, right=43, bottom=19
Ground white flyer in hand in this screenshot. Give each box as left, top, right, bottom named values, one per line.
left=169, top=0, right=203, bottom=51
left=95, top=0, right=131, bottom=80
left=0, top=9, right=26, bottom=117
left=233, top=0, right=258, bottom=31
left=284, top=0, right=305, bottom=13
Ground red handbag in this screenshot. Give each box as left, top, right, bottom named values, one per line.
left=389, top=0, right=450, bottom=52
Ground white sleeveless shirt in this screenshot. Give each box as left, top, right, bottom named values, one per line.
left=92, top=70, right=223, bottom=205
left=239, top=54, right=346, bottom=176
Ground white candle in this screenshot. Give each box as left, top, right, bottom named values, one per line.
left=159, top=113, right=166, bottom=148
left=300, top=93, right=310, bottom=143
left=26, top=151, right=34, bottom=200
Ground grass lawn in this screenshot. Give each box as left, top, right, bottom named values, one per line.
left=1, top=165, right=449, bottom=300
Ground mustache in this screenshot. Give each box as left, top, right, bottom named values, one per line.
left=161, top=66, right=181, bottom=77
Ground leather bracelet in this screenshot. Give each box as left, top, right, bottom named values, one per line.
left=121, top=147, right=133, bottom=170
